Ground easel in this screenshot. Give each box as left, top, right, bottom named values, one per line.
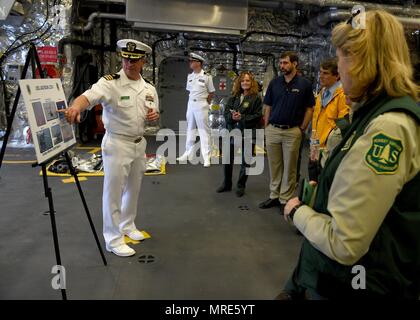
left=0, top=43, right=107, bottom=300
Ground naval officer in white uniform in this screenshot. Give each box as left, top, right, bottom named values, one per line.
left=62, top=39, right=160, bottom=257
left=177, top=53, right=215, bottom=167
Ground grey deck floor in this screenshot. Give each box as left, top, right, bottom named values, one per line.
left=0, top=137, right=307, bottom=299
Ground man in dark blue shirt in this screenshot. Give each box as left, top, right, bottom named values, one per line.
left=259, top=51, right=315, bottom=212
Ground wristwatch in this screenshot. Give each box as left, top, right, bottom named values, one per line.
left=289, top=203, right=303, bottom=222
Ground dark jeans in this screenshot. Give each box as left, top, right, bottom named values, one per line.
left=222, top=138, right=255, bottom=189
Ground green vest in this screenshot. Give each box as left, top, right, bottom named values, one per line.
left=298, top=94, right=420, bottom=299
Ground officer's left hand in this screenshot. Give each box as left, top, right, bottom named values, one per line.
left=146, top=108, right=160, bottom=121
left=284, top=197, right=301, bottom=222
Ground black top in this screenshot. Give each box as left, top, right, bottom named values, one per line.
left=224, top=94, right=263, bottom=133
left=264, top=75, right=315, bottom=127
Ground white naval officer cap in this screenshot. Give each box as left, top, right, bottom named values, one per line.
left=189, top=52, right=205, bottom=63
left=117, top=39, right=152, bottom=59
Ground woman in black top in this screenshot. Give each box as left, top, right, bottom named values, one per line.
left=216, top=71, right=263, bottom=197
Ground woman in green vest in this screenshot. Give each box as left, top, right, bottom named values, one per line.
left=278, top=10, right=420, bottom=299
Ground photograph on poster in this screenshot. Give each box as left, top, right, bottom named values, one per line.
left=61, top=123, right=74, bottom=143
left=51, top=124, right=63, bottom=145
left=19, top=78, right=76, bottom=164
left=43, top=100, right=58, bottom=121
left=36, top=127, right=53, bottom=153
left=32, top=101, right=46, bottom=126
left=55, top=100, right=67, bottom=121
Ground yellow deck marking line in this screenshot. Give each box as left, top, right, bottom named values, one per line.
left=2, top=146, right=98, bottom=164
left=3, top=145, right=166, bottom=177
left=87, top=147, right=101, bottom=154
left=124, top=231, right=151, bottom=245
left=40, top=159, right=166, bottom=177
left=62, top=177, right=88, bottom=183
left=74, top=146, right=101, bottom=150
left=2, top=160, right=37, bottom=164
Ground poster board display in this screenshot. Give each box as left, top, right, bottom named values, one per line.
left=19, top=78, right=76, bottom=164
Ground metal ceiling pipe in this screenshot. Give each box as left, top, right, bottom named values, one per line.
left=248, top=1, right=283, bottom=8
left=250, top=0, right=420, bottom=17
left=72, top=12, right=125, bottom=32
left=310, top=9, right=420, bottom=28
left=396, top=16, right=420, bottom=28
left=313, top=10, right=350, bottom=26
left=291, top=0, right=420, bottom=16
left=308, top=9, right=350, bottom=28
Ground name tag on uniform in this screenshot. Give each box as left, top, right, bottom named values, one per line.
left=291, top=88, right=300, bottom=93
left=145, top=95, right=154, bottom=102
left=120, top=96, right=130, bottom=100
left=198, top=79, right=205, bottom=83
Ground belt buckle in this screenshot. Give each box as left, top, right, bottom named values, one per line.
left=134, top=137, right=142, bottom=143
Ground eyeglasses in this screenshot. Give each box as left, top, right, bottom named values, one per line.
left=346, top=9, right=361, bottom=25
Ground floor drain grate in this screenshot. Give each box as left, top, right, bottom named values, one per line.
left=138, top=254, right=156, bottom=264
left=238, top=205, right=250, bottom=211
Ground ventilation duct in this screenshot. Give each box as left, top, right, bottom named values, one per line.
left=0, top=0, right=17, bottom=21
left=0, top=0, right=32, bottom=26
left=126, top=0, right=248, bottom=35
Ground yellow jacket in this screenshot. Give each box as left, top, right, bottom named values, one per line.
left=312, top=85, right=349, bottom=148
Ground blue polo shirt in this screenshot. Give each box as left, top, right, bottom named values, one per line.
left=264, top=75, right=315, bottom=127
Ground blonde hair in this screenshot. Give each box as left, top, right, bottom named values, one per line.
left=232, top=71, right=260, bottom=97
left=331, top=10, right=419, bottom=102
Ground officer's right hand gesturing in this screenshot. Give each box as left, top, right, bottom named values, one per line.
left=58, top=106, right=81, bottom=124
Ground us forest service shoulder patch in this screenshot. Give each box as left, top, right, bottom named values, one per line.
left=364, top=132, right=403, bottom=175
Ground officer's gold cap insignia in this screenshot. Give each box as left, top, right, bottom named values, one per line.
left=117, top=39, right=151, bottom=59
left=127, top=42, right=136, bottom=52
left=103, top=73, right=120, bottom=81
left=365, top=132, right=403, bottom=175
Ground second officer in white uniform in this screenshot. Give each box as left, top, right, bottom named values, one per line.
left=63, top=39, right=159, bottom=257
left=177, top=53, right=215, bottom=167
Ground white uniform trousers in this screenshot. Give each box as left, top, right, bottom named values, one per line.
left=185, top=100, right=210, bottom=160
left=101, top=132, right=147, bottom=248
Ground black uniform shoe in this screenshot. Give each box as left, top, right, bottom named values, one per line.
left=236, top=188, right=245, bottom=197
left=216, top=184, right=232, bottom=193
left=259, top=198, right=280, bottom=209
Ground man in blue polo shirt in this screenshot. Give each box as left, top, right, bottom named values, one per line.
left=259, top=51, right=315, bottom=213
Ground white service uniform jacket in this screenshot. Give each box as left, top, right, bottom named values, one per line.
left=184, top=70, right=215, bottom=160
left=186, top=69, right=215, bottom=102
left=82, top=69, right=159, bottom=248
left=83, top=69, right=159, bottom=137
